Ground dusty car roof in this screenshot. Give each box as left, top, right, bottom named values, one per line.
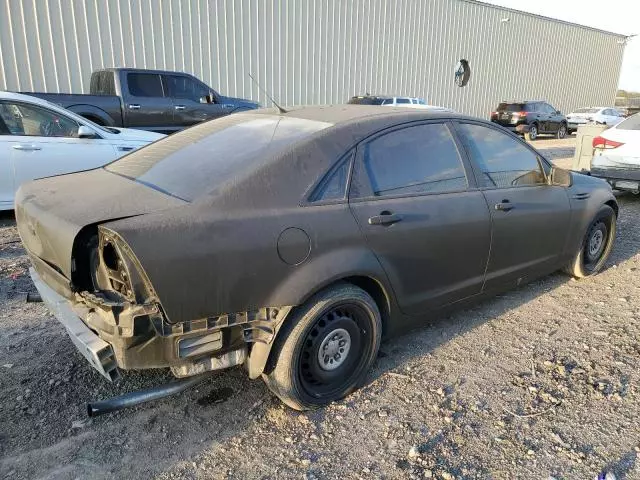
left=254, top=104, right=462, bottom=125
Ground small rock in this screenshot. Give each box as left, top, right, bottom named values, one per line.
left=378, top=409, right=388, bottom=418
left=71, top=419, right=91, bottom=429
left=16, top=395, right=23, bottom=401
left=300, top=459, right=311, bottom=466
left=617, top=297, right=627, bottom=302
left=592, top=330, right=608, bottom=337
left=2, top=364, right=13, bottom=369
left=441, top=472, right=454, bottom=480
left=408, top=446, right=420, bottom=458
left=527, top=449, right=535, bottom=455
left=285, top=437, right=293, bottom=443
left=362, top=467, right=370, bottom=474
left=424, top=470, right=433, bottom=478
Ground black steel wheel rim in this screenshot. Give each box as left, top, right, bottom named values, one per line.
left=584, top=220, right=608, bottom=270
left=298, top=302, right=373, bottom=399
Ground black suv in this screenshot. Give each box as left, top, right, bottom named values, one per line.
left=490, top=101, right=568, bottom=140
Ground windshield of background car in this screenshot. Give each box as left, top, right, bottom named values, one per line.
left=497, top=103, right=527, bottom=112
left=105, top=114, right=332, bottom=201
left=616, top=113, right=640, bottom=130
left=348, top=97, right=386, bottom=105
left=575, top=108, right=600, bottom=114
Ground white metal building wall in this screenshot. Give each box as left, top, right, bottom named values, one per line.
left=0, top=0, right=627, bottom=117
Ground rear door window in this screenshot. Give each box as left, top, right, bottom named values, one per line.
left=309, top=157, right=351, bottom=202
left=351, top=123, right=467, bottom=198
left=457, top=123, right=546, bottom=188
left=127, top=73, right=165, bottom=97
left=396, top=98, right=411, bottom=104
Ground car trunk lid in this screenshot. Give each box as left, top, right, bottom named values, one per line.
left=15, top=168, right=186, bottom=280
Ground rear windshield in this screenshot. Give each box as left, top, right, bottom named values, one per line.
left=497, top=103, right=527, bottom=112
left=348, top=96, right=387, bottom=105
left=574, top=108, right=599, bottom=113
left=106, top=114, right=332, bottom=201
left=616, top=113, right=640, bottom=131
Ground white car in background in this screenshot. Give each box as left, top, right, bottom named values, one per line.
left=380, top=96, right=454, bottom=111
left=0, top=92, right=164, bottom=210
left=566, top=107, right=624, bottom=133
left=591, top=113, right=640, bottom=193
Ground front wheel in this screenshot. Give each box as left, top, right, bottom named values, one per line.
left=263, top=284, right=382, bottom=410
left=564, top=205, right=616, bottom=278
left=526, top=123, right=538, bottom=141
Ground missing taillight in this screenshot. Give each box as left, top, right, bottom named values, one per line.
left=102, top=242, right=119, bottom=270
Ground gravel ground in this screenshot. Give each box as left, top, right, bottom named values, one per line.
left=2, top=140, right=640, bottom=479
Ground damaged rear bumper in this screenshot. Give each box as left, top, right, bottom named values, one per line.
left=30, top=266, right=291, bottom=381
left=30, top=267, right=120, bottom=381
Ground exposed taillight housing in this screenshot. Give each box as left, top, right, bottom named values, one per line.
left=515, top=111, right=528, bottom=117
left=593, top=136, right=624, bottom=149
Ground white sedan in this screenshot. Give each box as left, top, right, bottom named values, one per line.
left=566, top=107, right=624, bottom=133
left=591, top=113, right=640, bottom=193
left=0, top=92, right=164, bottom=210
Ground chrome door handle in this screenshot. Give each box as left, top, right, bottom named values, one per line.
left=174, top=105, right=186, bottom=111
left=494, top=200, right=514, bottom=212
left=368, top=212, right=403, bottom=226
left=128, top=104, right=141, bottom=110
left=13, top=144, right=42, bottom=151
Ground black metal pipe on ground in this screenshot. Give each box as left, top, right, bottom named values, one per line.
left=87, top=373, right=211, bottom=417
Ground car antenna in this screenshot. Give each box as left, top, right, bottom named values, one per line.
left=249, top=73, right=288, bottom=114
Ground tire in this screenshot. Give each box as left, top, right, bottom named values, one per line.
left=556, top=123, right=567, bottom=139
left=564, top=205, right=616, bottom=278
left=262, top=283, right=382, bottom=411
left=527, top=123, right=538, bottom=141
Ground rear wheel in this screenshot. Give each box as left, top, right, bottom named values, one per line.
left=263, top=284, right=382, bottom=410
left=564, top=205, right=616, bottom=278
left=557, top=123, right=567, bottom=139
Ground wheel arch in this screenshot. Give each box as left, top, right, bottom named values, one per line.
left=66, top=105, right=116, bottom=126
left=605, top=199, right=618, bottom=217
left=249, top=273, right=394, bottom=379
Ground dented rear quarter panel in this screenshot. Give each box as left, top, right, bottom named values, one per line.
left=105, top=199, right=395, bottom=325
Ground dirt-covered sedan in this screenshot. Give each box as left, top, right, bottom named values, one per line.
left=17, top=106, right=617, bottom=411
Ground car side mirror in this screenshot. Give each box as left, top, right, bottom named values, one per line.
left=556, top=110, right=561, bottom=115
left=548, top=166, right=572, bottom=187
left=77, top=125, right=96, bottom=138
left=200, top=94, right=213, bottom=104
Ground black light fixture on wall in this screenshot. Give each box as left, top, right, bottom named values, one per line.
left=455, top=59, right=471, bottom=87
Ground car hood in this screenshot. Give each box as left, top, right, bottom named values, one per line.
left=105, top=127, right=166, bottom=142
left=15, top=168, right=186, bottom=279
left=218, top=95, right=261, bottom=110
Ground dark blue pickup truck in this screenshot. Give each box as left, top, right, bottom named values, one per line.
left=24, top=68, right=260, bottom=134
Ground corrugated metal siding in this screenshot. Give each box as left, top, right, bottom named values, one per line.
left=0, top=0, right=626, bottom=117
